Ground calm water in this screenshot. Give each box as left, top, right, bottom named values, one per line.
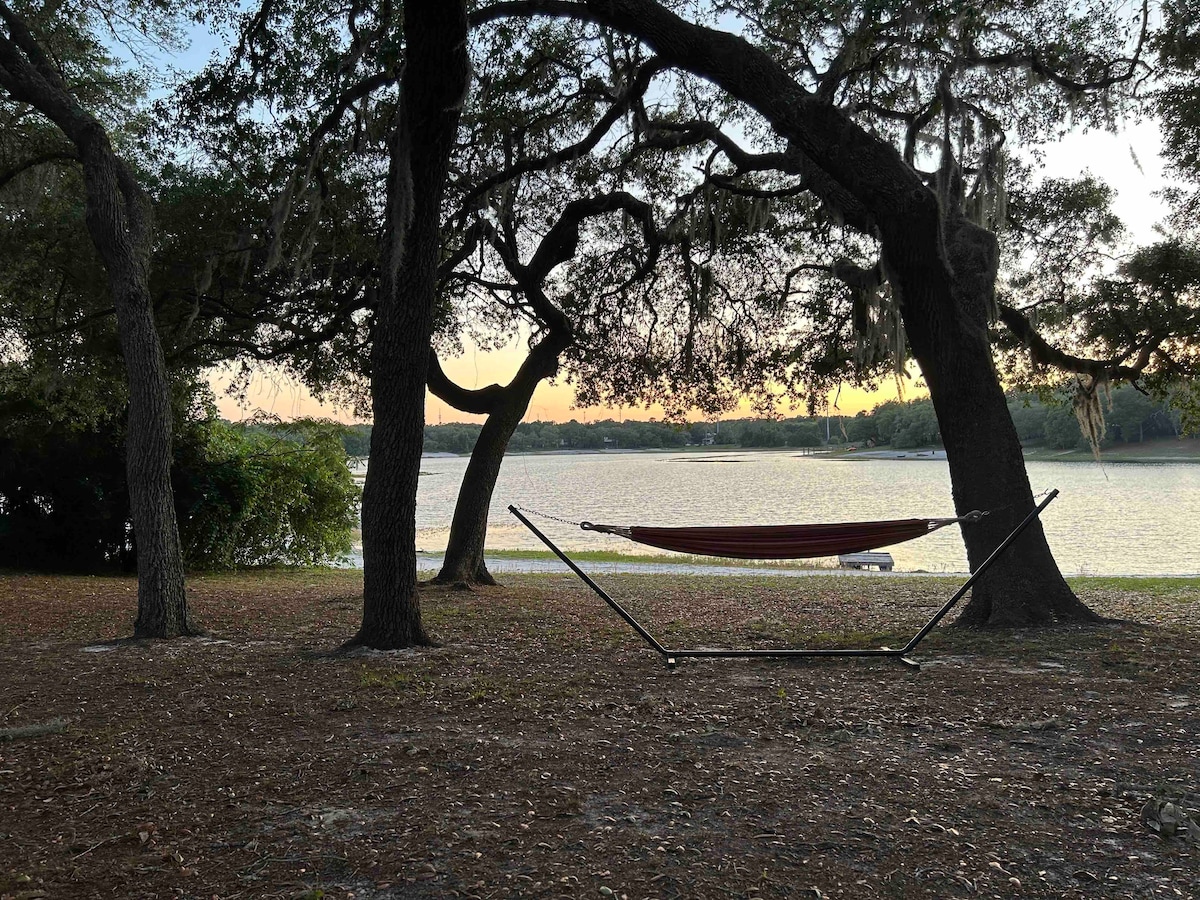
left=398, top=451, right=1200, bottom=576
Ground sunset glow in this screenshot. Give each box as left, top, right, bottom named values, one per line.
left=211, top=342, right=921, bottom=425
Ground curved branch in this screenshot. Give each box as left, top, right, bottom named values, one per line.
left=0, top=147, right=76, bottom=189
left=428, top=324, right=572, bottom=417
left=527, top=189, right=659, bottom=284
left=472, top=0, right=600, bottom=27
left=427, top=353, right=506, bottom=414
left=459, top=55, right=667, bottom=208
left=964, top=0, right=1150, bottom=93
left=644, top=119, right=874, bottom=230
left=998, top=303, right=1152, bottom=382
left=296, top=69, right=398, bottom=171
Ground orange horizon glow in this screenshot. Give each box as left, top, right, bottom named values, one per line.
left=207, top=122, right=1162, bottom=429
left=210, top=344, right=926, bottom=426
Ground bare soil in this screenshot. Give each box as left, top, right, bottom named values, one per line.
left=1, top=569, right=1197, bottom=899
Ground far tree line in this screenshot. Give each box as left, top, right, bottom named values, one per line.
left=335, top=385, right=1193, bottom=457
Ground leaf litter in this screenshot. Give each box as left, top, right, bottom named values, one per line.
left=0, top=570, right=1196, bottom=898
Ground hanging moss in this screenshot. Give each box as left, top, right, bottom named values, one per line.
left=1072, top=375, right=1112, bottom=459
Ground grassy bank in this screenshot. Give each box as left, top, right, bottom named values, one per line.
left=1021, top=435, right=1200, bottom=463
left=457, top=549, right=1200, bottom=580
left=476, top=547, right=844, bottom=569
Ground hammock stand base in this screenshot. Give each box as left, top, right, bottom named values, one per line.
left=508, top=490, right=1058, bottom=670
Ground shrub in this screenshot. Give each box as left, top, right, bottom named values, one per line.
left=175, top=418, right=360, bottom=569
left=0, top=363, right=359, bottom=572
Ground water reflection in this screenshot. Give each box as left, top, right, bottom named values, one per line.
left=405, top=452, right=1200, bottom=576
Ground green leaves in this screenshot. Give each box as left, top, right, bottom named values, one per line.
left=176, top=417, right=360, bottom=570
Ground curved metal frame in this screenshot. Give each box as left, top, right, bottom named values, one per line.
left=508, top=490, right=1059, bottom=670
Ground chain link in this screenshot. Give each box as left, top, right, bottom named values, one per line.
left=967, top=488, right=1053, bottom=519
left=513, top=505, right=584, bottom=527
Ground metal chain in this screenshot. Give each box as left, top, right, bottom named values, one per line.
left=512, top=505, right=584, bottom=527
left=965, top=488, right=1053, bottom=520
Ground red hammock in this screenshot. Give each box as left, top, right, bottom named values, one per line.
left=580, top=514, right=975, bottom=560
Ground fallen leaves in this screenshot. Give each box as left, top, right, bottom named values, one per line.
left=0, top=571, right=1197, bottom=898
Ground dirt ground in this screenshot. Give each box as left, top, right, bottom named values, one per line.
left=0, top=569, right=1197, bottom=899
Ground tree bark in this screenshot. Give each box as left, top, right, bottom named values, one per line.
left=432, top=333, right=570, bottom=586
left=88, top=137, right=193, bottom=638
left=890, top=218, right=1099, bottom=626
left=0, top=8, right=192, bottom=637
left=352, top=0, right=470, bottom=649
left=551, top=0, right=1098, bottom=626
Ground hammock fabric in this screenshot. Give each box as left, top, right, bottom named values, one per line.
left=581, top=515, right=972, bottom=560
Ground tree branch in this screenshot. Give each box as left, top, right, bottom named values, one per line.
left=458, top=55, right=667, bottom=209
left=426, top=353, right=506, bottom=414
left=998, top=303, right=1152, bottom=382
left=0, top=147, right=77, bottom=189
left=471, top=0, right=602, bottom=28
left=964, top=0, right=1150, bottom=93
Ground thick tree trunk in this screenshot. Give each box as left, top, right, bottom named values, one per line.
left=433, top=336, right=568, bottom=586
left=0, top=14, right=194, bottom=637
left=433, top=404, right=519, bottom=587
left=88, top=151, right=192, bottom=638
left=113, top=272, right=192, bottom=637
left=352, top=0, right=469, bottom=649
left=574, top=1, right=1097, bottom=626
left=72, top=134, right=194, bottom=637
left=69, top=124, right=194, bottom=637
left=77, top=136, right=193, bottom=637
left=891, top=219, right=1099, bottom=626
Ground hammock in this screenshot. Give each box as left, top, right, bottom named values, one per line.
left=579, top=513, right=981, bottom=560
left=508, top=491, right=1060, bottom=670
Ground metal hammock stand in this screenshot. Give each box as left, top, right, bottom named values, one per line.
left=508, top=489, right=1059, bottom=670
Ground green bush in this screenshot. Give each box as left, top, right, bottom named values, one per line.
left=0, top=364, right=133, bottom=571
left=0, top=364, right=359, bottom=572
left=175, top=418, right=360, bottom=569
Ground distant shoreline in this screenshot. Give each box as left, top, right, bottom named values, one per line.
left=403, top=440, right=1200, bottom=464
left=335, top=549, right=1200, bottom=581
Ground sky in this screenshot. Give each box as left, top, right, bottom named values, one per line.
left=211, top=351, right=915, bottom=424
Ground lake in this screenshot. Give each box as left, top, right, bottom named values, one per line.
left=380, top=451, right=1200, bottom=576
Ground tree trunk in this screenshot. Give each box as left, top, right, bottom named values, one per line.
left=93, top=162, right=192, bottom=638
left=351, top=0, right=469, bottom=649
left=90, top=151, right=192, bottom=638
left=891, top=218, right=1099, bottom=626
left=115, top=274, right=192, bottom=638
left=469, top=0, right=1098, bottom=626
left=433, top=403, right=519, bottom=587
left=79, top=136, right=193, bottom=637
left=434, top=335, right=568, bottom=586
left=0, top=16, right=193, bottom=637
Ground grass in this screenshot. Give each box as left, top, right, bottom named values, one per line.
left=1068, top=575, right=1200, bottom=596
left=454, top=547, right=845, bottom=569
left=1021, top=436, right=1200, bottom=463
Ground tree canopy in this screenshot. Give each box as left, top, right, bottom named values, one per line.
left=5, top=0, right=1200, bottom=642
